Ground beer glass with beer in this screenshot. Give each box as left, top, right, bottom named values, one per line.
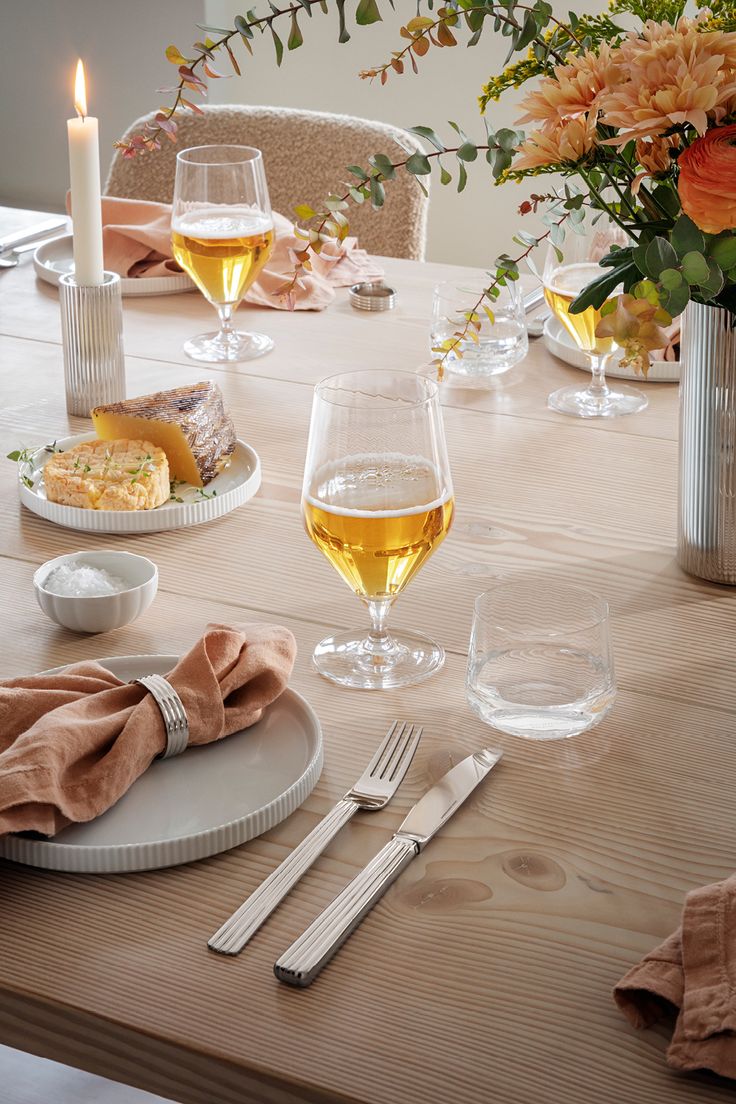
left=302, top=370, right=454, bottom=690
left=172, top=145, right=274, bottom=363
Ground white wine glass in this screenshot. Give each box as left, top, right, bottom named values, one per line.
left=302, top=369, right=455, bottom=690
left=543, top=216, right=647, bottom=417
left=172, top=145, right=274, bottom=363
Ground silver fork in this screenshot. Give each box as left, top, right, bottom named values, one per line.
left=208, top=720, right=422, bottom=955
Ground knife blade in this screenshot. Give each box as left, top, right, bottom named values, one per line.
left=274, top=747, right=502, bottom=987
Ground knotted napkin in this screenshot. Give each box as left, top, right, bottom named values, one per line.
left=0, top=622, right=296, bottom=838
left=66, top=194, right=383, bottom=309
left=614, top=873, right=736, bottom=1079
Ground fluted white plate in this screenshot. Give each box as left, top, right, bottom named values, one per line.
left=16, top=432, right=261, bottom=533
left=543, top=316, right=680, bottom=382
left=34, top=234, right=195, bottom=296
left=0, top=654, right=323, bottom=873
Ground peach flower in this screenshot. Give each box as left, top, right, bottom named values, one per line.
left=518, top=44, right=620, bottom=127
left=635, top=135, right=680, bottom=174
left=600, top=17, right=736, bottom=142
left=513, top=113, right=598, bottom=170
left=678, top=125, right=736, bottom=234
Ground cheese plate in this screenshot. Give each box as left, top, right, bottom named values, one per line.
left=15, top=432, right=261, bottom=533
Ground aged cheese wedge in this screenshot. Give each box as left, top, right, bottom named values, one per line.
left=45, top=439, right=170, bottom=511
left=92, top=381, right=236, bottom=487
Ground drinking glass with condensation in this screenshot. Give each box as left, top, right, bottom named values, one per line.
left=430, top=280, right=528, bottom=382
left=466, top=578, right=616, bottom=740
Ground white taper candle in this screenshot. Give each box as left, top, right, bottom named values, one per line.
left=67, top=60, right=104, bottom=286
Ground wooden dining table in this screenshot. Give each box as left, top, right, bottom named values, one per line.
left=0, top=243, right=734, bottom=1104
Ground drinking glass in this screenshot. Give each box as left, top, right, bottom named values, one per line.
left=543, top=217, right=647, bottom=417
left=431, top=279, right=527, bottom=382
left=466, top=578, right=616, bottom=740
left=302, top=369, right=454, bottom=690
left=172, top=145, right=274, bottom=363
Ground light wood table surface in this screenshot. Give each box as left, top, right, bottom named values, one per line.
left=0, top=254, right=734, bottom=1104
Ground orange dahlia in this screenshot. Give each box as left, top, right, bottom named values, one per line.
left=678, top=125, right=736, bottom=234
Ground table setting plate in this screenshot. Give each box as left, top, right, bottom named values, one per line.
left=543, top=316, right=680, bottom=382
left=33, top=233, right=195, bottom=297
left=0, top=654, right=323, bottom=874
left=16, top=431, right=261, bottom=533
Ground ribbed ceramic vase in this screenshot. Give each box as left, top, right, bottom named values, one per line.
left=678, top=301, right=736, bottom=584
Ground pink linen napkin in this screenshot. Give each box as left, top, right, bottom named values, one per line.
left=614, top=873, right=736, bottom=1079
left=66, top=194, right=383, bottom=309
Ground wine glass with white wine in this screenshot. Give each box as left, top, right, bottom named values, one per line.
left=302, top=370, right=455, bottom=690
left=543, top=215, right=647, bottom=418
left=172, top=145, right=274, bottom=363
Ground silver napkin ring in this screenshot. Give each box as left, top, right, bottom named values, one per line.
left=133, top=674, right=190, bottom=759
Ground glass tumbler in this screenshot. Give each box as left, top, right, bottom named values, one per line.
left=431, top=280, right=528, bottom=381
left=465, top=578, right=616, bottom=740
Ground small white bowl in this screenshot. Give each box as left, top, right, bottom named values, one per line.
left=34, top=550, right=158, bottom=634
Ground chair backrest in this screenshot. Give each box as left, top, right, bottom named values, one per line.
left=105, top=105, right=429, bottom=261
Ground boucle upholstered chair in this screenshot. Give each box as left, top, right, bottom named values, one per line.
left=106, top=105, right=430, bottom=260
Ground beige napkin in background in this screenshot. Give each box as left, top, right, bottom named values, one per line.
left=0, top=622, right=296, bottom=838
left=614, top=873, right=736, bottom=1080
left=65, top=194, right=384, bottom=309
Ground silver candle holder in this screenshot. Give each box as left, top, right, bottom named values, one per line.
left=59, top=271, right=126, bottom=417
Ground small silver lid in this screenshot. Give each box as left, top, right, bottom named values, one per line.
left=349, top=281, right=397, bottom=311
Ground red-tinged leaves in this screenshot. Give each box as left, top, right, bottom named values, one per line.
left=225, top=44, right=241, bottom=74
left=203, top=61, right=225, bottom=78
left=437, top=21, right=457, bottom=46
left=413, top=35, right=430, bottom=56
left=391, top=57, right=404, bottom=74
left=122, top=147, right=138, bottom=159
left=410, top=51, right=418, bottom=73
left=380, top=69, right=388, bottom=85
left=181, top=97, right=205, bottom=115
left=155, top=114, right=177, bottom=134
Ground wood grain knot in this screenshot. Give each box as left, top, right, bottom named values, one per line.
left=400, top=877, right=492, bottom=913
left=500, top=850, right=566, bottom=891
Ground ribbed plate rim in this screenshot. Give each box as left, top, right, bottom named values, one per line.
left=33, top=234, right=195, bottom=297
left=17, top=433, right=261, bottom=533
left=0, top=654, right=323, bottom=873
left=543, top=316, right=680, bottom=382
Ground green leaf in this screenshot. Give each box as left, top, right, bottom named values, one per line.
left=660, top=281, right=690, bottom=317
left=681, top=250, right=710, bottom=286
left=514, top=10, right=538, bottom=52
left=233, top=15, right=253, bottom=38
left=6, top=450, right=21, bottom=462
left=645, top=237, right=678, bottom=278
left=356, top=0, right=382, bottom=25
left=568, top=262, right=638, bottom=314
left=405, top=152, right=432, bottom=175
left=448, top=120, right=469, bottom=144
left=348, top=186, right=366, bottom=204
left=197, top=23, right=232, bottom=34
left=270, top=25, right=284, bottom=64
left=369, top=153, right=396, bottom=179
left=288, top=10, right=303, bottom=49
left=439, top=162, right=452, bottom=186
left=697, top=258, right=725, bottom=299
left=346, top=165, right=369, bottom=181
left=336, top=0, right=351, bottom=42
left=660, top=267, right=683, bottom=291
left=408, top=125, right=446, bottom=153
left=294, top=203, right=316, bottom=220
left=709, top=235, right=736, bottom=270
left=370, top=177, right=385, bottom=208
left=457, top=142, right=478, bottom=162
left=671, top=215, right=706, bottom=258
left=457, top=161, right=468, bottom=193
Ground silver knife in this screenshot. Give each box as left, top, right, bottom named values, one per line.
left=274, top=747, right=502, bottom=987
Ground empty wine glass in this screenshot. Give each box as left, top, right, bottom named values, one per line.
left=543, top=216, right=647, bottom=417
left=172, top=145, right=274, bottom=363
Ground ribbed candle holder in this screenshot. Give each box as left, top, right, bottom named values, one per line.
left=59, top=271, right=126, bottom=417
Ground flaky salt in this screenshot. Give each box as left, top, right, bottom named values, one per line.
left=43, top=562, right=129, bottom=597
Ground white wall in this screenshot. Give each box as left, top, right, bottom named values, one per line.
left=203, top=0, right=589, bottom=265
left=0, top=0, right=200, bottom=215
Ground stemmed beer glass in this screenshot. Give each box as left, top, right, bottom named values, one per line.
left=543, top=215, right=647, bottom=417
left=302, top=370, right=455, bottom=690
left=172, top=145, right=274, bottom=363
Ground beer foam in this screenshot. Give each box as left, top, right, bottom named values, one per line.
left=305, top=453, right=452, bottom=517
left=172, top=207, right=273, bottom=239
left=546, top=262, right=610, bottom=298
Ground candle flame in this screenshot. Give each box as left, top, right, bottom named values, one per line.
left=74, top=59, right=88, bottom=119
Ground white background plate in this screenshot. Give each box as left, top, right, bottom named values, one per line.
left=17, top=432, right=261, bottom=534
left=0, top=654, right=323, bottom=873
left=543, top=316, right=680, bottom=382
left=34, top=234, right=194, bottom=297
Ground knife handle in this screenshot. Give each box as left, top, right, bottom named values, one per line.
left=274, top=835, right=418, bottom=987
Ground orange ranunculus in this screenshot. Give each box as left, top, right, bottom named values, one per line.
left=678, top=125, right=736, bottom=234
